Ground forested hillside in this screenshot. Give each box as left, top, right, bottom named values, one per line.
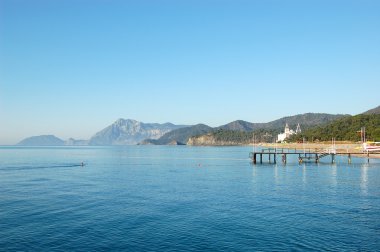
left=288, top=114, right=380, bottom=142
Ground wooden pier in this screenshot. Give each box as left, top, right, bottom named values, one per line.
left=249, top=148, right=378, bottom=164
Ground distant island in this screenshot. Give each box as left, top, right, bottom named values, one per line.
left=18, top=135, right=65, bottom=146
left=16, top=105, right=380, bottom=146
left=17, top=135, right=88, bottom=146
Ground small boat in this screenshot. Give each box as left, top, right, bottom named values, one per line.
left=362, top=142, right=380, bottom=152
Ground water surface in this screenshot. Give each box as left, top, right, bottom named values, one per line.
left=1, top=146, right=379, bottom=251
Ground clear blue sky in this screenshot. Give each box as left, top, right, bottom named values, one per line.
left=1, top=0, right=379, bottom=144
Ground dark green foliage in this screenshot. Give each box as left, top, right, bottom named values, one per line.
left=288, top=114, right=380, bottom=142
left=264, top=113, right=350, bottom=130
left=198, top=128, right=280, bottom=144
left=217, top=120, right=260, bottom=131
left=211, top=129, right=253, bottom=144
left=251, top=128, right=282, bottom=143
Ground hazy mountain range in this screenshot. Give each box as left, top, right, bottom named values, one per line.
left=143, top=113, right=348, bottom=145
left=16, top=105, right=379, bottom=146
left=88, top=119, right=187, bottom=145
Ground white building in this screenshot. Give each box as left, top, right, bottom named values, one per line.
left=277, top=123, right=301, bottom=142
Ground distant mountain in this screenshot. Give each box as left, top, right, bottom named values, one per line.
left=142, top=113, right=347, bottom=145
left=218, top=120, right=258, bottom=131
left=362, top=105, right=380, bottom=115
left=141, top=124, right=213, bottom=145
left=15, top=113, right=352, bottom=146
left=17, top=135, right=64, bottom=146
left=218, top=113, right=348, bottom=132
left=88, top=119, right=187, bottom=145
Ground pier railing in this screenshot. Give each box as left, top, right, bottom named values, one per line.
left=260, top=148, right=327, bottom=154
left=250, top=147, right=376, bottom=165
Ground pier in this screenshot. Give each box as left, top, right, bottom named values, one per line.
left=249, top=148, right=378, bottom=164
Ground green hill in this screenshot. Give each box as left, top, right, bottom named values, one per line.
left=263, top=113, right=349, bottom=132
left=288, top=114, right=380, bottom=142
left=143, top=113, right=348, bottom=145
left=218, top=113, right=348, bottom=132
left=188, top=128, right=281, bottom=145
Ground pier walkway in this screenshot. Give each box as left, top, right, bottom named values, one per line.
left=249, top=148, right=378, bottom=164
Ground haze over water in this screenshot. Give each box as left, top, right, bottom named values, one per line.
left=1, top=146, right=379, bottom=251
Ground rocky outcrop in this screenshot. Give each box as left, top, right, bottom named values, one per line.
left=89, top=119, right=187, bottom=145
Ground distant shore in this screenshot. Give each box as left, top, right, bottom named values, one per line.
left=256, top=142, right=380, bottom=159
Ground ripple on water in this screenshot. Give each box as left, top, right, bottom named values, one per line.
left=0, top=146, right=380, bottom=251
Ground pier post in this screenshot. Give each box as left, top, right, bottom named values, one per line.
left=274, top=154, right=276, bottom=164
left=348, top=154, right=351, bottom=164
left=269, top=153, right=271, bottom=163
left=253, top=153, right=257, bottom=164
left=260, top=154, right=263, bottom=164
left=315, top=154, right=319, bottom=163
left=282, top=154, right=287, bottom=164
left=332, top=154, right=335, bottom=164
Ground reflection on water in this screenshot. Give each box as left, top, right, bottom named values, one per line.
left=331, top=165, right=337, bottom=188
left=302, top=164, right=307, bottom=186
left=360, top=163, right=369, bottom=196
left=274, top=164, right=279, bottom=185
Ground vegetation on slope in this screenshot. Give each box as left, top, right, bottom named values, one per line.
left=217, top=113, right=348, bottom=132
left=189, top=128, right=280, bottom=145
left=287, top=114, right=380, bottom=142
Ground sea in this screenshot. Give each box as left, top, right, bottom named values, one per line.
left=1, top=146, right=379, bottom=251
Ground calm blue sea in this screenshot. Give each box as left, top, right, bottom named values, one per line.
left=1, top=146, right=380, bottom=251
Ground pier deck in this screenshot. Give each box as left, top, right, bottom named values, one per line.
left=249, top=148, right=379, bottom=164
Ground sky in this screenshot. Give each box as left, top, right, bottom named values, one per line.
left=0, top=0, right=379, bottom=144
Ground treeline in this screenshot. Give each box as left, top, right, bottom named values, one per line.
left=207, top=128, right=280, bottom=144
left=287, top=114, right=380, bottom=142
